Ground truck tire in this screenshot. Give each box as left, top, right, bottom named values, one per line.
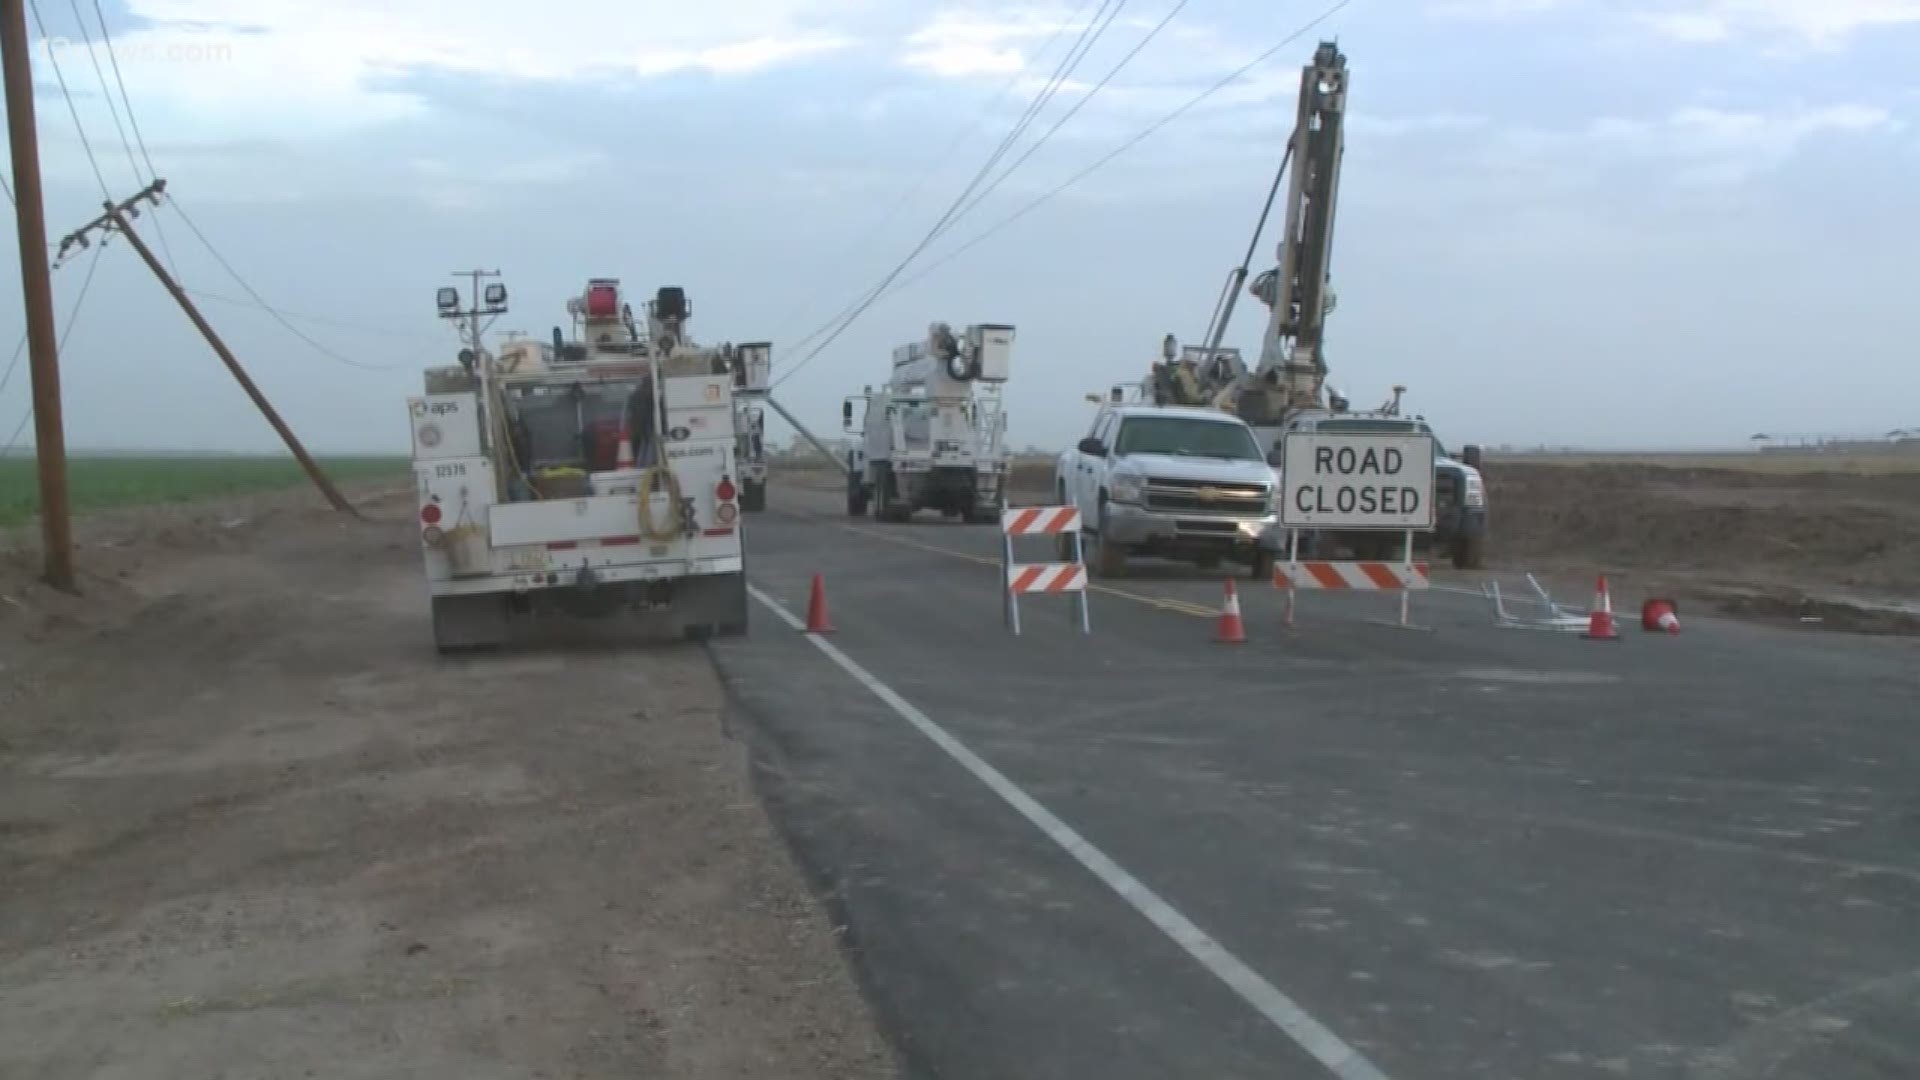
left=1452, top=533, right=1487, bottom=571
left=875, top=466, right=911, bottom=523
left=1087, top=503, right=1127, bottom=578
left=740, top=479, right=766, bottom=512
left=1251, top=548, right=1276, bottom=582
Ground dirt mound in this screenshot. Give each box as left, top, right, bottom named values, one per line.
left=1488, top=462, right=1920, bottom=598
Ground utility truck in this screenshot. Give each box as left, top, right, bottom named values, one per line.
left=1138, top=41, right=1489, bottom=568
left=410, top=276, right=749, bottom=652
left=842, top=321, right=1012, bottom=523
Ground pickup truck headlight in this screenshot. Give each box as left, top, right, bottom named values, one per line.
left=1108, top=472, right=1145, bottom=505
left=1463, top=471, right=1486, bottom=508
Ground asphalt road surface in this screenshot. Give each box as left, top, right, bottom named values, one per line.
left=714, top=484, right=1920, bottom=1080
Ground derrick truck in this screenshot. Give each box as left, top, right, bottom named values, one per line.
left=1140, top=41, right=1490, bottom=568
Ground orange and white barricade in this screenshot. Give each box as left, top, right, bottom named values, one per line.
left=1000, top=505, right=1090, bottom=636
left=1272, top=532, right=1430, bottom=629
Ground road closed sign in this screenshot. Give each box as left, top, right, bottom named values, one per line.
left=1280, top=431, right=1435, bottom=530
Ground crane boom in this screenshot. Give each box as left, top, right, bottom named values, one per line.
left=1244, top=40, right=1348, bottom=426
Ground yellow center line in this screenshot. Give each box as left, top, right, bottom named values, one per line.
left=830, top=520, right=1219, bottom=619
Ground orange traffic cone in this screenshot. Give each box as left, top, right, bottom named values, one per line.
left=1583, top=575, right=1619, bottom=641
left=1642, top=597, right=1680, bottom=635
left=803, top=573, right=834, bottom=634
left=1214, top=579, right=1247, bottom=644
left=616, top=421, right=635, bottom=469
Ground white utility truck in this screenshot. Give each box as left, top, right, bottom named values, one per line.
left=729, top=342, right=772, bottom=511
left=410, top=277, right=749, bottom=652
left=842, top=321, right=1012, bottom=523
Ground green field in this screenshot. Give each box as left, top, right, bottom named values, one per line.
left=0, top=455, right=410, bottom=528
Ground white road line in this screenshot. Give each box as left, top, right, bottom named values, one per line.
left=746, top=583, right=1394, bottom=1080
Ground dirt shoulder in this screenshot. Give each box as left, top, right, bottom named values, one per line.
left=0, top=485, right=895, bottom=1078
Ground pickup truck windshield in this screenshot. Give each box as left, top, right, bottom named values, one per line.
left=1114, top=416, right=1262, bottom=461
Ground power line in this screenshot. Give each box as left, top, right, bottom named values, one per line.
left=944, top=0, right=1191, bottom=234
left=89, top=0, right=157, bottom=178
left=164, top=196, right=400, bottom=372
left=183, top=287, right=440, bottom=342
left=874, top=0, right=1355, bottom=307
left=781, top=0, right=1125, bottom=365
left=775, top=0, right=1131, bottom=388
left=26, top=0, right=111, bottom=201
left=80, top=0, right=181, bottom=278
left=768, top=0, right=1103, bottom=345
left=67, top=0, right=138, bottom=185
left=1, top=242, right=107, bottom=458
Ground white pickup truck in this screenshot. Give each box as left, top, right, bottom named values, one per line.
left=1055, top=403, right=1285, bottom=578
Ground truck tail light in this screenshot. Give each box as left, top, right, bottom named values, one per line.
left=421, top=502, right=442, bottom=525
left=715, top=475, right=737, bottom=502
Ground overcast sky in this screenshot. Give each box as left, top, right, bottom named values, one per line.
left=2, top=0, right=1916, bottom=455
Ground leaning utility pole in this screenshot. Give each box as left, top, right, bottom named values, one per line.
left=2, top=0, right=76, bottom=590
left=58, top=182, right=357, bottom=515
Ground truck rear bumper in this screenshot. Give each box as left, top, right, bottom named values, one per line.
left=425, top=554, right=745, bottom=597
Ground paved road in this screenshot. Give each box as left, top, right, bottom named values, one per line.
left=713, top=484, right=1920, bottom=1080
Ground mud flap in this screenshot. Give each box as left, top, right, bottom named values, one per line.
left=431, top=594, right=511, bottom=654
left=675, top=571, right=750, bottom=640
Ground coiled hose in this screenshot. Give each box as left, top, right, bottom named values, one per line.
left=636, top=464, right=684, bottom=541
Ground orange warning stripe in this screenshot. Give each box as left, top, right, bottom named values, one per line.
left=1002, top=505, right=1081, bottom=536
left=1007, top=562, right=1087, bottom=594
left=1272, top=561, right=1431, bottom=590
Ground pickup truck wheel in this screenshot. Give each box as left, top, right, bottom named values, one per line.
left=1250, top=548, right=1276, bottom=582
left=1087, top=505, right=1127, bottom=578
left=1452, top=533, right=1487, bottom=571
left=875, top=469, right=911, bottom=523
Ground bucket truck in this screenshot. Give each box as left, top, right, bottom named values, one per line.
left=1145, top=41, right=1490, bottom=568
left=843, top=321, right=1012, bottom=523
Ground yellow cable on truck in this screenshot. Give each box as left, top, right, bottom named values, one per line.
left=636, top=464, right=684, bottom=541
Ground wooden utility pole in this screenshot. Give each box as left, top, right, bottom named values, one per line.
left=59, top=182, right=357, bottom=516
left=2, top=0, right=75, bottom=590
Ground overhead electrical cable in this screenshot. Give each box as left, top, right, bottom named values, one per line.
left=27, top=0, right=113, bottom=201
left=781, top=0, right=1127, bottom=366
left=943, top=0, right=1192, bottom=237
left=769, top=0, right=1103, bottom=344
left=1, top=243, right=107, bottom=457
left=774, top=0, right=1138, bottom=389
left=79, top=0, right=182, bottom=277
left=167, top=196, right=401, bottom=372
left=871, top=0, right=1354, bottom=306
